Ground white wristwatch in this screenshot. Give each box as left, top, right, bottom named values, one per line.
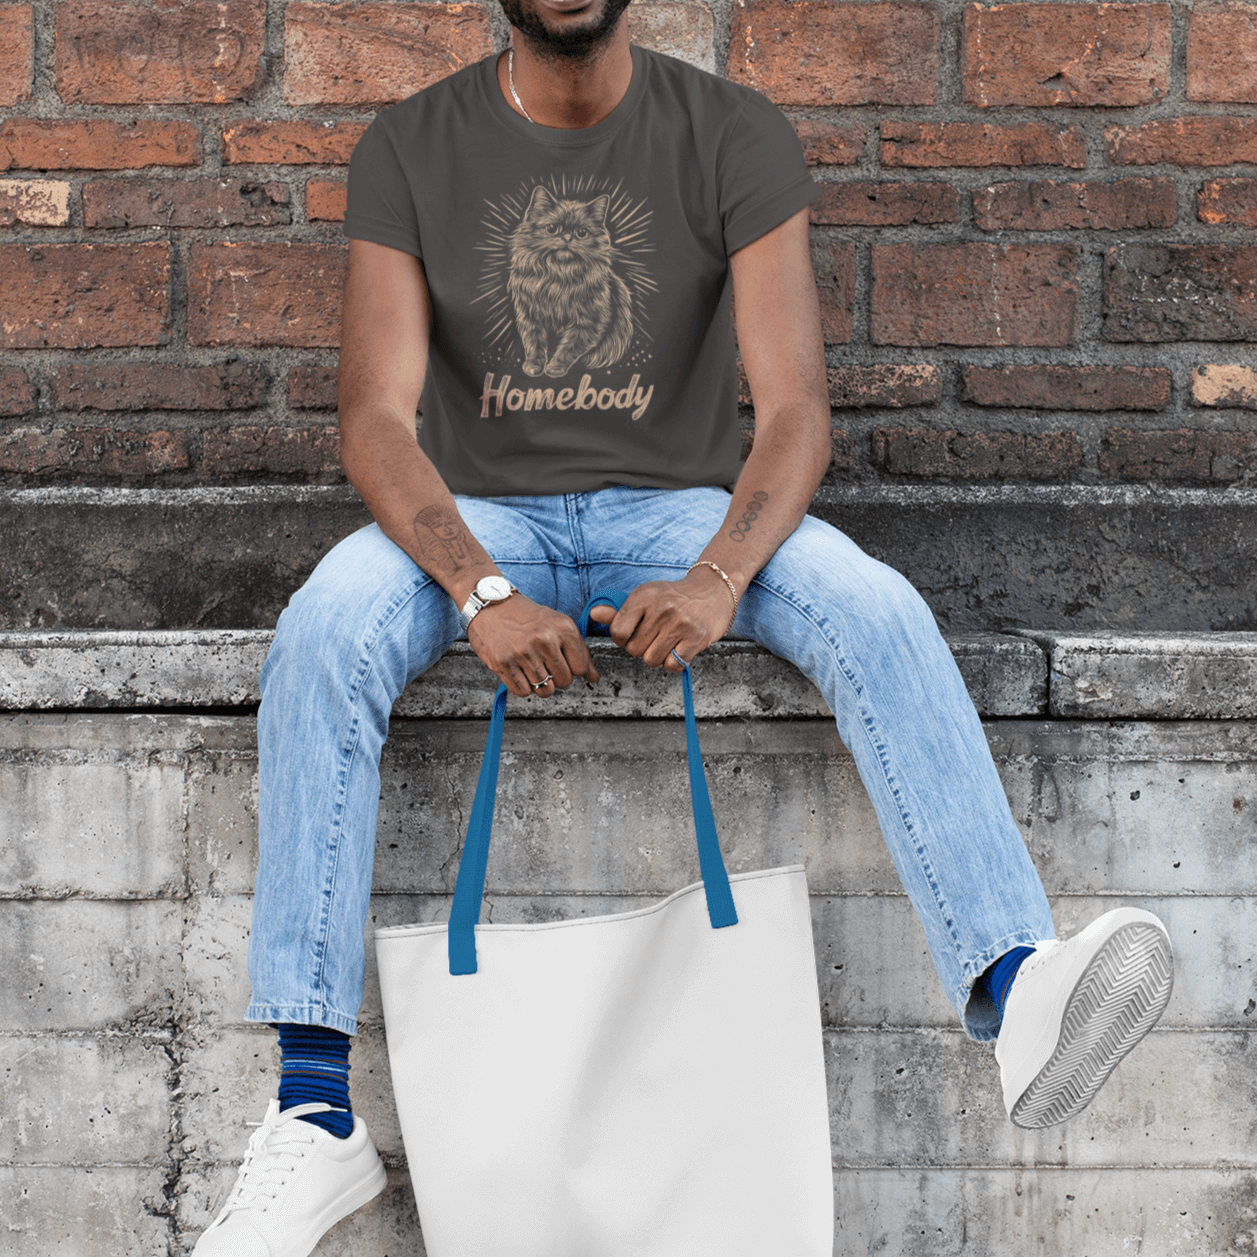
left=459, top=575, right=519, bottom=631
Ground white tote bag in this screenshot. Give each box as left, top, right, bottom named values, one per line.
left=375, top=591, right=834, bottom=1256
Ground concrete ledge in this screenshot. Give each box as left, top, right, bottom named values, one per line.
left=8, top=627, right=1257, bottom=719
left=4, top=485, right=1257, bottom=631
left=1025, top=630, right=1257, bottom=719
left=0, top=631, right=1048, bottom=718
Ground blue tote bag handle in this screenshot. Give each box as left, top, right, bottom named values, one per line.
left=448, top=589, right=739, bottom=975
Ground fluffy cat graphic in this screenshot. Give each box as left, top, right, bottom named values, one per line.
left=508, top=186, right=633, bottom=377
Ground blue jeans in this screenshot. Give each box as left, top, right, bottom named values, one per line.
left=247, top=486, right=1055, bottom=1042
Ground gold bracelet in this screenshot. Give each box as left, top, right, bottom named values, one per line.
left=686, top=560, right=739, bottom=611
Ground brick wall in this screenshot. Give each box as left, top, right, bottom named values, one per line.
left=1, top=0, right=1255, bottom=487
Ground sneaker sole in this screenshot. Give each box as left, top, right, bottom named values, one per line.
left=1010, top=920, right=1174, bottom=1130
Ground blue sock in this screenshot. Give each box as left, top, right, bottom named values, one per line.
left=276, top=1024, right=354, bottom=1139
left=983, top=946, right=1036, bottom=1020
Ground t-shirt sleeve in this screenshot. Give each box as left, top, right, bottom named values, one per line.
left=343, top=115, right=424, bottom=258
left=718, top=90, right=820, bottom=257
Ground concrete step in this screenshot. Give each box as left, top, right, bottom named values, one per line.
left=0, top=630, right=1046, bottom=718
left=4, top=484, right=1257, bottom=631
left=5, top=626, right=1257, bottom=717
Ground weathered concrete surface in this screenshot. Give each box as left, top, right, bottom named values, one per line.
left=4, top=485, right=1257, bottom=631
left=7, top=715, right=1256, bottom=900
left=167, top=1023, right=1247, bottom=1170
left=3, top=898, right=184, bottom=1030
left=0, top=1035, right=173, bottom=1162
left=0, top=743, right=187, bottom=898
left=184, top=890, right=1254, bottom=1034
left=3, top=708, right=1254, bottom=1255
left=1026, top=630, right=1257, bottom=718
left=812, top=484, right=1257, bottom=632
left=168, top=1164, right=1257, bottom=1257
left=0, top=486, right=372, bottom=631
left=834, top=1168, right=1257, bottom=1257
left=0, top=1166, right=175, bottom=1256
left=0, top=631, right=1048, bottom=718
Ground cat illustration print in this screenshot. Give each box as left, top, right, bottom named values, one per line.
left=509, top=187, right=632, bottom=376
left=475, top=176, right=657, bottom=385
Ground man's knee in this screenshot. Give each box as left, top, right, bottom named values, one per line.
left=770, top=518, right=940, bottom=643
left=263, top=525, right=439, bottom=692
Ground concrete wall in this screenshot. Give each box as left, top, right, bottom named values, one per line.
left=2, top=633, right=1255, bottom=1255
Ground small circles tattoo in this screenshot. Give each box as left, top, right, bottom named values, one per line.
left=729, top=490, right=768, bottom=543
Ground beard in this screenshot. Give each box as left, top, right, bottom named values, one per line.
left=499, top=0, right=634, bottom=60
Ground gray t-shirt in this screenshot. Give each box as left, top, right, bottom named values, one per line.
left=344, top=45, right=819, bottom=497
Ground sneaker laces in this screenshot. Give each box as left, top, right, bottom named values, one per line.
left=218, top=1107, right=323, bottom=1216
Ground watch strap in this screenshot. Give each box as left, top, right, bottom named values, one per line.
left=459, top=581, right=518, bottom=631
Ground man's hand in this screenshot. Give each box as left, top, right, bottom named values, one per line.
left=587, top=568, right=736, bottom=672
left=468, top=594, right=600, bottom=698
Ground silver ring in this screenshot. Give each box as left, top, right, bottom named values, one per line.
left=670, top=649, right=688, bottom=668
left=532, top=674, right=554, bottom=690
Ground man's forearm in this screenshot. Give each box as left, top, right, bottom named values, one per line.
left=339, top=404, right=498, bottom=608
left=694, top=404, right=832, bottom=600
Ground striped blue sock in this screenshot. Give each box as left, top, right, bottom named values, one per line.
left=276, top=1024, right=354, bottom=1139
left=983, top=946, right=1036, bottom=1020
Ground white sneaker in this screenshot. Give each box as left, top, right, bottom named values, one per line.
left=193, top=1100, right=387, bottom=1257
left=995, top=907, right=1174, bottom=1129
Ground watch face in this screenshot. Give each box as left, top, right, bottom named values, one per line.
left=477, top=576, right=513, bottom=602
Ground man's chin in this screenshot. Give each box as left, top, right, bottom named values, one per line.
left=501, top=0, right=632, bottom=59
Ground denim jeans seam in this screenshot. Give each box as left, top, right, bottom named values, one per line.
left=311, top=575, right=433, bottom=1020
left=750, top=574, right=962, bottom=965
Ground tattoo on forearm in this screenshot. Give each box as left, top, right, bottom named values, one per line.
left=729, top=490, right=768, bottom=543
left=413, top=505, right=472, bottom=566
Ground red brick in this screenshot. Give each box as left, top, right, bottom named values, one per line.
left=0, top=243, right=170, bottom=348
left=222, top=121, right=368, bottom=165
left=199, top=424, right=342, bottom=480
left=1105, top=117, right=1257, bottom=166
left=0, top=178, right=72, bottom=225
left=961, top=365, right=1171, bottom=410
left=0, top=5, right=33, bottom=106
left=810, top=239, right=854, bottom=345
left=0, top=120, right=200, bottom=171
left=964, top=4, right=1170, bottom=107
left=792, top=121, right=865, bottom=166
left=0, top=367, right=36, bottom=415
left=289, top=364, right=339, bottom=409
left=1187, top=5, right=1257, bottom=104
left=1104, top=244, right=1257, bottom=342
left=872, top=242, right=1080, bottom=347
left=188, top=242, right=346, bottom=347
left=881, top=121, right=1087, bottom=168
left=56, top=0, right=264, bottom=104
left=0, top=427, right=190, bottom=477
left=828, top=364, right=942, bottom=408
left=973, top=177, right=1176, bottom=231
left=1199, top=179, right=1257, bottom=227
left=873, top=428, right=1083, bottom=479
left=812, top=181, right=958, bottom=226
left=729, top=0, right=938, bottom=106
left=50, top=362, right=269, bottom=411
left=1191, top=364, right=1257, bottom=410
left=83, top=179, right=291, bottom=228
left=1100, top=428, right=1257, bottom=482
left=306, top=179, right=347, bottom=223
left=284, top=3, right=492, bottom=106
left=828, top=428, right=855, bottom=472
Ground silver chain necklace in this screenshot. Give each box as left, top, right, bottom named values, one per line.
left=508, top=48, right=535, bottom=124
